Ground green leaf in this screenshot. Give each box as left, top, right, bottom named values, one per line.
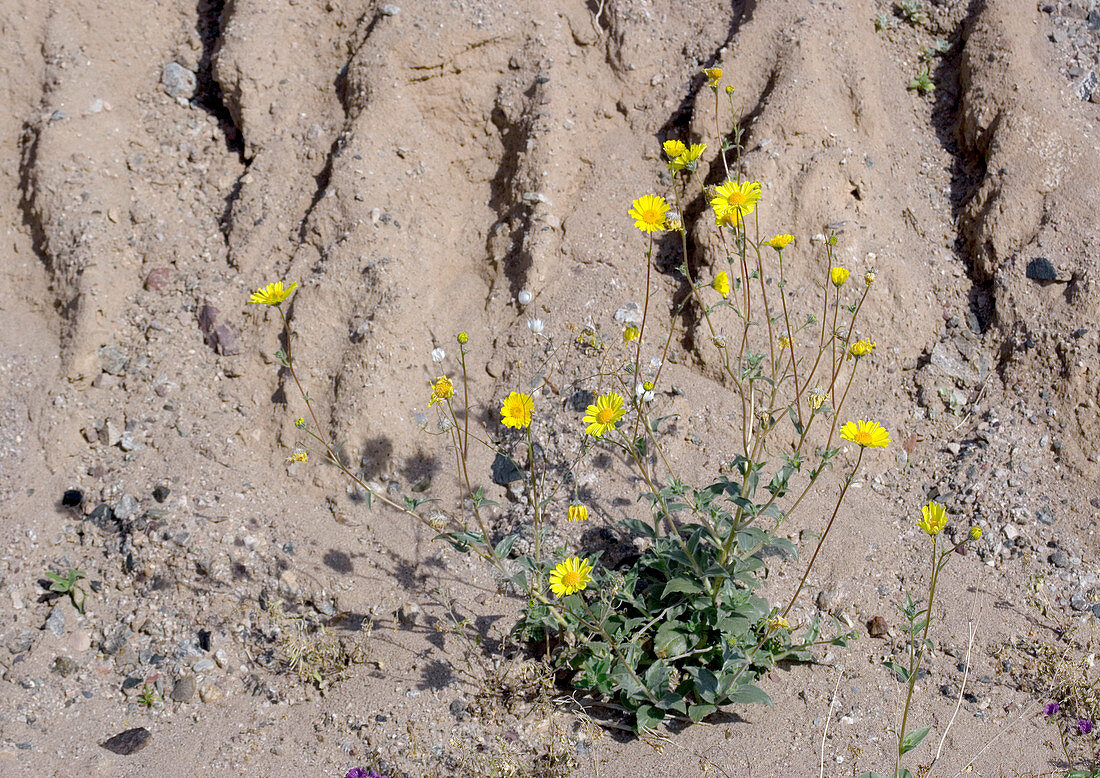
left=899, top=725, right=931, bottom=755
left=493, top=533, right=518, bottom=559
left=857, top=773, right=883, bottom=778
left=727, top=682, right=771, bottom=706
left=884, top=661, right=910, bottom=684
left=635, top=704, right=664, bottom=732
left=662, top=577, right=704, bottom=597
left=619, top=518, right=656, bottom=538
left=654, top=622, right=689, bottom=659
left=688, top=703, right=716, bottom=722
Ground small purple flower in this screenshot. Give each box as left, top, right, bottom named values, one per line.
left=1080, top=719, right=1094, bottom=735
left=1043, top=702, right=1060, bottom=716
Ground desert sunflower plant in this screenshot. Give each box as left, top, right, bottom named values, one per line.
left=247, top=68, right=976, bottom=745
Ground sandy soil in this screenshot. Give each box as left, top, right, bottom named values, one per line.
left=1, top=0, right=1099, bottom=775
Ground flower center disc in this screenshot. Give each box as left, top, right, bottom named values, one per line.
left=854, top=431, right=872, bottom=446
left=596, top=408, right=616, bottom=424
left=562, top=571, right=580, bottom=588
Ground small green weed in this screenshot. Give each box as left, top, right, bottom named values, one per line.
left=45, top=568, right=87, bottom=614
left=895, top=0, right=928, bottom=26
left=908, top=66, right=934, bottom=96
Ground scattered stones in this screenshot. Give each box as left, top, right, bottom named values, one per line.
left=144, top=267, right=173, bottom=293
left=1050, top=549, right=1071, bottom=569
left=44, top=607, right=66, bottom=637
left=1025, top=257, right=1060, bottom=282
left=197, top=304, right=240, bottom=356
left=928, top=342, right=980, bottom=384
left=1036, top=505, right=1054, bottom=525
left=101, top=727, right=151, bottom=756
left=171, top=676, right=196, bottom=702
left=115, top=494, right=139, bottom=522
left=277, top=571, right=299, bottom=601
left=152, top=484, right=171, bottom=503
left=87, top=503, right=116, bottom=531
left=379, top=3, right=401, bottom=14
left=98, top=344, right=130, bottom=376
left=7, top=630, right=35, bottom=654
left=51, top=656, right=80, bottom=677
left=490, top=453, right=523, bottom=485
left=867, top=616, right=889, bottom=638
left=198, top=683, right=223, bottom=703
left=160, top=62, right=197, bottom=100
left=397, top=602, right=421, bottom=628
left=815, top=583, right=847, bottom=614
left=61, top=489, right=83, bottom=508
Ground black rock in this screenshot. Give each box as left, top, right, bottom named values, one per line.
left=1025, top=257, right=1059, bottom=282
left=61, top=489, right=83, bottom=508
left=569, top=389, right=595, bottom=412
left=101, top=727, right=151, bottom=755
left=490, top=453, right=523, bottom=485
left=87, top=503, right=116, bottom=531
left=152, top=485, right=170, bottom=503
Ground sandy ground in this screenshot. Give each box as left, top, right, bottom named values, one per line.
left=1, top=0, right=1099, bottom=775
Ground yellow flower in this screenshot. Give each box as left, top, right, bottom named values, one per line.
left=623, top=325, right=640, bottom=343
left=286, top=451, right=309, bottom=463
left=807, top=388, right=829, bottom=411
left=669, top=143, right=707, bottom=172
left=457, top=331, right=469, bottom=344
left=710, top=180, right=762, bottom=221
left=583, top=392, right=626, bottom=437
left=248, top=281, right=298, bottom=306
left=839, top=420, right=890, bottom=448
left=712, top=271, right=730, bottom=297
left=765, top=234, right=794, bottom=250
left=830, top=267, right=850, bottom=287
left=500, top=391, right=534, bottom=429
left=848, top=338, right=876, bottom=358
left=567, top=504, right=589, bottom=523
left=864, top=270, right=876, bottom=284
left=725, top=84, right=735, bottom=95
left=778, top=336, right=792, bottom=350
left=703, top=67, right=722, bottom=88
left=662, top=139, right=687, bottom=159
left=968, top=526, right=982, bottom=540
left=628, top=194, right=670, bottom=234
left=429, top=376, right=455, bottom=406
left=714, top=210, right=741, bottom=229
left=294, top=417, right=306, bottom=428
left=918, top=501, right=947, bottom=536
left=766, top=615, right=790, bottom=631
left=549, top=556, right=593, bottom=597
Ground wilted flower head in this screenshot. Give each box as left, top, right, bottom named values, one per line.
left=864, top=270, right=877, bottom=284
left=712, top=271, right=730, bottom=297
left=807, top=388, right=829, bottom=411
left=527, top=317, right=545, bottom=334
left=1080, top=719, right=1093, bottom=735
left=294, top=417, right=306, bottom=428
left=431, top=347, right=446, bottom=363
left=830, top=267, right=850, bottom=287
left=968, top=526, right=982, bottom=540
left=567, top=504, right=588, bottom=522
left=848, top=337, right=876, bottom=358
left=623, top=325, right=640, bottom=343
left=778, top=336, right=792, bottom=350
left=429, top=375, right=454, bottom=406
left=918, top=501, right=947, bottom=536
left=766, top=615, right=790, bottom=631
left=703, top=67, right=722, bottom=88
left=286, top=451, right=308, bottom=463
left=427, top=513, right=448, bottom=531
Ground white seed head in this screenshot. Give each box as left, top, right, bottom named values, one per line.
left=526, top=317, right=544, bottom=334
left=517, top=290, right=533, bottom=305
left=431, top=347, right=446, bottom=363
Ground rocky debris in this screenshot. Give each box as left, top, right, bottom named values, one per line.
left=171, top=675, right=196, bottom=702
left=101, top=727, right=151, bottom=756
left=61, top=489, right=83, bottom=508
left=867, top=616, right=889, bottom=639
left=144, top=267, right=173, bottom=292
left=1025, top=257, right=1062, bottom=282
left=396, top=602, right=420, bottom=629
left=98, top=344, right=129, bottom=376
left=197, top=304, right=240, bottom=356
left=160, top=62, right=196, bottom=100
